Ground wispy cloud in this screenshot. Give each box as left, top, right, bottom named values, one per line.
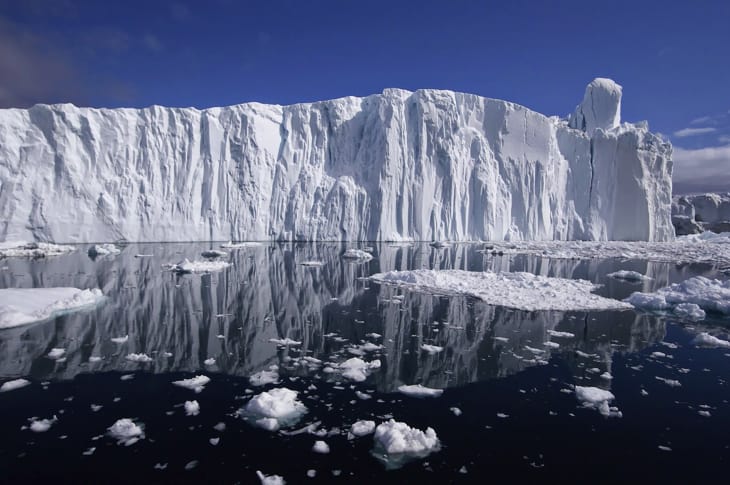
left=673, top=144, right=730, bottom=194
left=690, top=115, right=712, bottom=125
left=673, top=127, right=717, bottom=138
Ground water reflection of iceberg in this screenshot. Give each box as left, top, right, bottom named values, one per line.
left=0, top=243, right=675, bottom=390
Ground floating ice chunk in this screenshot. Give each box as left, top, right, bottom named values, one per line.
left=107, top=418, right=144, bottom=446
left=249, top=368, right=280, bottom=387
left=126, top=353, right=153, bottom=363
left=221, top=241, right=262, bottom=249
left=111, top=335, right=129, bottom=344
left=398, top=384, right=444, bottom=398
left=29, top=416, right=56, bottom=432
left=372, top=419, right=440, bottom=469
left=91, top=404, right=103, bottom=412
left=0, top=241, right=75, bottom=259
left=607, top=270, right=651, bottom=281
left=269, top=338, right=302, bottom=346
left=543, top=341, right=560, bottom=349
left=547, top=330, right=575, bottom=338
left=371, top=270, right=631, bottom=312
left=48, top=348, right=66, bottom=360
left=0, top=378, right=30, bottom=392
left=343, top=249, right=373, bottom=262
left=240, top=388, right=307, bottom=431
left=201, top=249, right=227, bottom=258
left=210, top=437, right=220, bottom=445
left=89, top=356, right=103, bottom=362
left=600, top=372, right=613, bottom=380
left=213, top=422, right=226, bottom=432
left=82, top=447, right=96, bottom=456
left=450, top=407, right=462, bottom=416
left=674, top=303, right=706, bottom=320
left=365, top=333, right=382, bottom=339
left=204, top=358, right=216, bottom=366
left=699, top=410, right=711, bottom=417
left=256, top=471, right=285, bottom=485
left=575, top=386, right=617, bottom=417
left=0, top=287, right=104, bottom=329
left=166, top=259, right=230, bottom=273
left=299, top=261, right=324, bottom=267
left=626, top=276, right=730, bottom=317
left=306, top=470, right=316, bottom=478
left=655, top=377, right=681, bottom=387
left=692, top=332, right=730, bottom=348
left=88, top=244, right=121, bottom=257
left=338, top=358, right=381, bottom=382
left=184, top=400, right=200, bottom=416
left=351, top=420, right=376, bottom=436
left=420, top=344, right=443, bottom=354
left=312, top=440, right=330, bottom=454
left=172, top=375, right=211, bottom=393
left=355, top=391, right=372, bottom=400
left=184, top=460, right=198, bottom=471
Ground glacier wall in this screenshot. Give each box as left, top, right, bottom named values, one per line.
left=0, top=78, right=673, bottom=242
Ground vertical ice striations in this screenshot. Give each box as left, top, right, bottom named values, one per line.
left=0, top=79, right=673, bottom=242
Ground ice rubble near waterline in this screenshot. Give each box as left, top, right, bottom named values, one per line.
left=0, top=78, right=672, bottom=243
left=370, top=269, right=631, bottom=311
left=626, top=276, right=730, bottom=319
left=0, top=287, right=104, bottom=329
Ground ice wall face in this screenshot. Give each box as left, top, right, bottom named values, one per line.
left=0, top=79, right=673, bottom=242
left=672, top=193, right=730, bottom=235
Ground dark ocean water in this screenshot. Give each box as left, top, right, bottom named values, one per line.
left=0, top=242, right=728, bottom=483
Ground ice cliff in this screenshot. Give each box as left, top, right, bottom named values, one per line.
left=672, top=193, right=730, bottom=235
left=0, top=78, right=673, bottom=242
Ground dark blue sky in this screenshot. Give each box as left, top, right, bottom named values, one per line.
left=1, top=0, right=728, bottom=192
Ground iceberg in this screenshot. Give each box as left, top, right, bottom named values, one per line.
left=0, top=79, right=672, bottom=243
left=0, top=287, right=104, bottom=329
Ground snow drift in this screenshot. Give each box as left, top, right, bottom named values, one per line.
left=0, top=78, right=673, bottom=242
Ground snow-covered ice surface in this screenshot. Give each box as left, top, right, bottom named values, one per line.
left=350, top=420, right=376, bottom=437
left=372, top=420, right=441, bottom=469
left=574, top=386, right=619, bottom=417
left=0, top=79, right=672, bottom=243
left=165, top=259, right=230, bottom=273
left=0, top=287, right=104, bottom=329
left=172, top=375, right=211, bottom=393
left=371, top=269, right=631, bottom=311
left=0, top=241, right=75, bottom=259
left=239, top=388, right=307, bottom=431
left=626, top=276, right=730, bottom=318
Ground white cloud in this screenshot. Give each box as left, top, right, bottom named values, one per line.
left=673, top=144, right=730, bottom=194
left=690, top=116, right=712, bottom=125
left=673, top=127, right=717, bottom=138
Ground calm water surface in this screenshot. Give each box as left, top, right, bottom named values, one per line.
left=0, top=243, right=728, bottom=483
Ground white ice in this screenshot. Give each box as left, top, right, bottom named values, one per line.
left=692, top=332, right=730, bottom=348
left=29, top=416, right=56, bottom=432
left=0, top=241, right=75, bottom=259
left=350, top=420, right=376, bottom=436
left=0, top=378, right=30, bottom=392
left=371, top=269, right=631, bottom=312
left=342, top=249, right=373, bottom=262
left=420, top=344, right=443, bottom=354
left=626, top=276, right=730, bottom=318
left=397, top=384, right=444, bottom=398
left=256, top=471, right=285, bottom=485
left=373, top=419, right=440, bottom=468
left=574, top=386, right=617, bottom=417
left=337, top=357, right=381, bottom=382
left=172, top=375, right=211, bottom=393
left=165, top=259, right=230, bottom=273
left=312, top=440, right=330, bottom=454
left=125, top=353, right=153, bottom=363
left=88, top=244, right=121, bottom=257
left=607, top=270, right=651, bottom=281
left=249, top=368, right=280, bottom=386
left=0, top=287, right=104, bottom=329
left=240, top=388, right=307, bottom=431
left=184, top=400, right=200, bottom=416
left=107, top=418, right=144, bottom=446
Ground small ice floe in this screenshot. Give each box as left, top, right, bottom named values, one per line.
left=125, top=353, right=153, bottom=363
left=213, top=422, right=226, bottom=432
left=698, top=410, right=711, bottom=417
left=429, top=241, right=452, bottom=249
left=626, top=276, right=730, bottom=318
left=0, top=287, right=104, bottom=329
left=239, top=388, right=307, bottom=431
left=420, top=344, right=443, bottom=354
left=107, top=418, right=144, bottom=446
left=209, top=437, right=220, bottom=445
left=88, top=244, right=121, bottom=258
left=692, top=332, right=730, bottom=348
left=184, top=461, right=198, bottom=471
left=82, top=447, right=96, bottom=456
left=351, top=420, right=376, bottom=437
left=493, top=336, right=509, bottom=342
left=600, top=372, right=613, bottom=380
left=201, top=249, right=227, bottom=258
left=655, top=376, right=681, bottom=387
left=184, top=400, right=200, bottom=416
left=397, top=384, right=444, bottom=398
left=165, top=259, right=231, bottom=274
left=120, top=374, right=134, bottom=381
left=658, top=445, right=672, bottom=452
left=0, top=378, right=31, bottom=393
left=547, top=330, right=575, bottom=338
left=269, top=338, right=302, bottom=346
left=372, top=419, right=441, bottom=469
left=497, top=413, right=509, bottom=418
left=250, top=367, right=280, bottom=386
left=607, top=270, right=651, bottom=282
left=29, top=416, right=57, bottom=432
left=0, top=241, right=75, bottom=259
left=342, top=249, right=373, bottom=262
left=370, top=269, right=632, bottom=312
left=543, top=341, right=560, bottom=349
left=307, top=470, right=316, bottom=478
left=89, top=356, right=103, bottom=363
left=450, top=407, right=462, bottom=416
left=337, top=358, right=381, bottom=382
left=299, top=261, right=324, bottom=267
left=111, top=335, right=129, bottom=344
left=91, top=404, right=103, bottom=412
left=673, top=303, right=706, bottom=320
left=221, top=241, right=262, bottom=249
left=355, top=391, right=372, bottom=400
left=255, top=470, right=285, bottom=485
left=47, top=348, right=66, bottom=360
left=204, top=358, right=216, bottom=366
left=172, top=375, right=211, bottom=393
left=366, top=332, right=382, bottom=339
left=135, top=254, right=153, bottom=258
left=575, top=386, right=620, bottom=417
left=312, top=440, right=330, bottom=454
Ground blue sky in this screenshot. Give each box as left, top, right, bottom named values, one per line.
left=1, top=0, right=728, bottom=193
